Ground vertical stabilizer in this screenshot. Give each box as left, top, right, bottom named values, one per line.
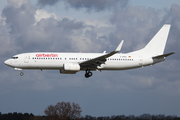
left=129, top=24, right=171, bottom=56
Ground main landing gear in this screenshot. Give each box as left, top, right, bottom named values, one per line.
left=85, top=69, right=93, bottom=78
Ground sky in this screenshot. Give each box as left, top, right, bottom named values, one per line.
left=0, top=0, right=180, bottom=117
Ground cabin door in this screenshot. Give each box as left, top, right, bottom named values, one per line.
left=24, top=55, right=29, bottom=63
left=139, top=56, right=143, bottom=66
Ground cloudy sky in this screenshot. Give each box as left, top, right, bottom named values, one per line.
left=0, top=0, right=180, bottom=117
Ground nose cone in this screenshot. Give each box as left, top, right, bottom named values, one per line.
left=4, top=59, right=10, bottom=66
left=4, top=60, right=8, bottom=65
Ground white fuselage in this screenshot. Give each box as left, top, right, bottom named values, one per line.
left=4, top=52, right=164, bottom=71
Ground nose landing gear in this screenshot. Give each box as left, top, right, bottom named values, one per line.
left=14, top=68, right=24, bottom=76
left=85, top=69, right=93, bottom=78
left=20, top=71, right=24, bottom=76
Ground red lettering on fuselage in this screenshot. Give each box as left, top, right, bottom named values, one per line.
left=36, top=54, right=58, bottom=57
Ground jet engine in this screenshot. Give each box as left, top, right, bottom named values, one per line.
left=60, top=63, right=80, bottom=74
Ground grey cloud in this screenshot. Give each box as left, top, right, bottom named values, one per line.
left=161, top=4, right=180, bottom=56
left=57, top=18, right=85, bottom=31
left=1, top=0, right=108, bottom=56
left=1, top=1, right=82, bottom=53
left=0, top=1, right=36, bottom=56
left=109, top=4, right=180, bottom=56
left=33, top=17, right=86, bottom=52
left=64, top=0, right=129, bottom=12
left=2, top=1, right=36, bottom=34
left=109, top=6, right=161, bottom=52
left=37, top=0, right=59, bottom=7
left=0, top=24, right=15, bottom=56
left=19, top=17, right=86, bottom=52
left=37, top=0, right=129, bottom=12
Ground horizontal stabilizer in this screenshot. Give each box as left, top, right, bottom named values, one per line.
left=152, top=52, right=175, bottom=59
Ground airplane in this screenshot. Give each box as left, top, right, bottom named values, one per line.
left=4, top=24, right=174, bottom=78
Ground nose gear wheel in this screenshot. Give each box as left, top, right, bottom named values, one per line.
left=20, top=72, right=24, bottom=76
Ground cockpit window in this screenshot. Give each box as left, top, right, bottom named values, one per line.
left=11, top=57, right=18, bottom=59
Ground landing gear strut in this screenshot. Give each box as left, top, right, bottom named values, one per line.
left=85, top=69, right=93, bottom=78
left=20, top=71, right=24, bottom=76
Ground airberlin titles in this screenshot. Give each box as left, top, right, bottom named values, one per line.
left=36, top=53, right=58, bottom=57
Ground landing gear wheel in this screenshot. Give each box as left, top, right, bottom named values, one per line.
left=85, top=70, right=93, bottom=78
left=85, top=73, right=89, bottom=78
left=20, top=72, right=24, bottom=76
left=88, top=72, right=92, bottom=77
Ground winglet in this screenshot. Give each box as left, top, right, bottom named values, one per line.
left=115, top=40, right=124, bottom=52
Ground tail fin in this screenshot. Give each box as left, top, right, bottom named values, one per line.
left=129, top=24, right=171, bottom=56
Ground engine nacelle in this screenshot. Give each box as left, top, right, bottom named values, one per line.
left=60, top=63, right=80, bottom=74
left=63, top=63, right=80, bottom=71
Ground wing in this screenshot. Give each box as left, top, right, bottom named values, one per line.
left=79, top=40, right=124, bottom=70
